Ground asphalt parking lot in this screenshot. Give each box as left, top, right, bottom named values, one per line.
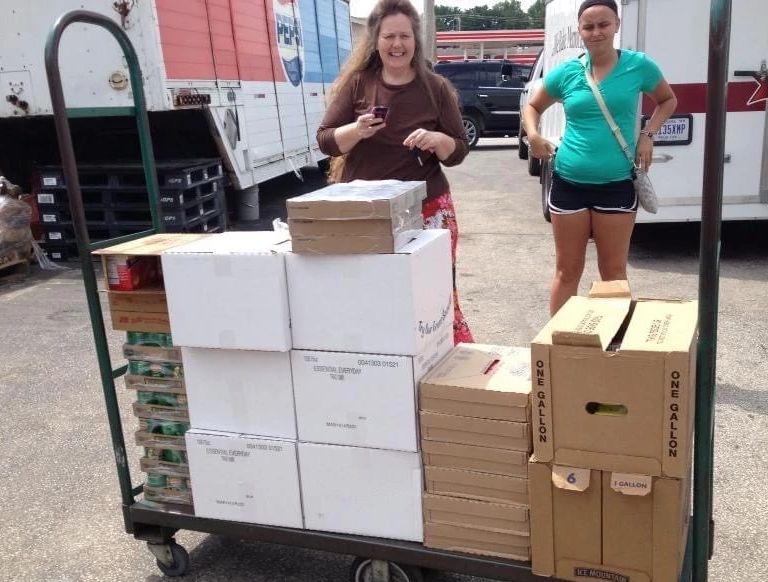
left=1, top=137, right=766, bottom=581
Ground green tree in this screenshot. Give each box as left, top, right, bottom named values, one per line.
left=527, top=0, right=545, bottom=28
left=435, top=1, right=543, bottom=30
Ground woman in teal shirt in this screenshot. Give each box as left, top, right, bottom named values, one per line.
left=523, top=0, right=677, bottom=315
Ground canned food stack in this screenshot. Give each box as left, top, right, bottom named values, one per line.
left=418, top=343, right=533, bottom=561
left=285, top=182, right=453, bottom=542
left=528, top=281, right=697, bottom=582
left=93, top=234, right=213, bottom=509
left=125, top=331, right=192, bottom=506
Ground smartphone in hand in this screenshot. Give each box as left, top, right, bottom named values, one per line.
left=371, top=106, right=389, bottom=121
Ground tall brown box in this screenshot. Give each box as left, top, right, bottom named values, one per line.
left=531, top=295, right=698, bottom=478
left=529, top=458, right=690, bottom=582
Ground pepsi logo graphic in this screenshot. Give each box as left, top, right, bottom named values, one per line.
left=274, top=0, right=304, bottom=86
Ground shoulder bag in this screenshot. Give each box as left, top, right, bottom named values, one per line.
left=581, top=59, right=659, bottom=214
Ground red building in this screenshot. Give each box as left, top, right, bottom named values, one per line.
left=435, top=29, right=544, bottom=65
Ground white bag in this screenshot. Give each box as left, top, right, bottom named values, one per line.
left=582, top=58, right=659, bottom=214
left=633, top=167, right=658, bottom=214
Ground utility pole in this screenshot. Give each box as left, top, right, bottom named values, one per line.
left=423, top=0, right=436, bottom=62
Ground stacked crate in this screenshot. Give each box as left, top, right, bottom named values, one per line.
left=125, top=332, right=192, bottom=505
left=528, top=281, right=697, bottom=582
left=418, top=344, right=533, bottom=561
left=93, top=233, right=211, bottom=509
left=36, top=159, right=226, bottom=261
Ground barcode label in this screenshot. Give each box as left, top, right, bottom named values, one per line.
left=42, top=214, right=57, bottom=223
left=38, top=193, right=55, bottom=204
left=42, top=177, right=58, bottom=186
left=49, top=232, right=63, bottom=240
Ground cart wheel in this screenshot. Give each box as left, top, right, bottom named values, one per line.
left=152, top=541, right=190, bottom=577
left=349, top=557, right=424, bottom=582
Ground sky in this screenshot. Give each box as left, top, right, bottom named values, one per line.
left=349, top=0, right=537, bottom=18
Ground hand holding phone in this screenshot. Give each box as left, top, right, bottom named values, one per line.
left=371, top=105, right=389, bottom=121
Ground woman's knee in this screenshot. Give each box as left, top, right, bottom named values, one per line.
left=554, top=262, right=585, bottom=284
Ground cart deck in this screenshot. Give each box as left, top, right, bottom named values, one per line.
left=44, top=7, right=720, bottom=582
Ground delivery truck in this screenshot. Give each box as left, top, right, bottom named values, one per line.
left=537, top=0, right=768, bottom=222
left=0, top=0, right=352, bottom=216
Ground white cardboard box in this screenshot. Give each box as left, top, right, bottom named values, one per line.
left=183, top=347, right=296, bottom=439
left=286, top=229, right=453, bottom=355
left=185, top=429, right=303, bottom=528
left=291, top=343, right=450, bottom=451
left=298, top=443, right=423, bottom=541
left=161, top=232, right=291, bottom=351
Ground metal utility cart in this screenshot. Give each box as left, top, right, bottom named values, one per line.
left=45, top=5, right=729, bottom=581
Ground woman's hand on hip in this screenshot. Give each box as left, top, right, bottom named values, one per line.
left=529, top=134, right=555, bottom=160
left=355, top=113, right=385, bottom=139
left=636, top=134, right=653, bottom=171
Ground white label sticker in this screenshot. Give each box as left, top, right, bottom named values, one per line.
left=49, top=232, right=63, bottom=240
left=610, top=473, right=653, bottom=496
left=43, top=177, right=58, bottom=186
left=552, top=465, right=591, bottom=491
left=42, top=214, right=57, bottom=223
left=38, top=193, right=55, bottom=204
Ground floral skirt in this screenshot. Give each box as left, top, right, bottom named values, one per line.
left=422, top=192, right=475, bottom=345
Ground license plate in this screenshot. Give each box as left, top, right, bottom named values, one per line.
left=642, top=114, right=692, bottom=146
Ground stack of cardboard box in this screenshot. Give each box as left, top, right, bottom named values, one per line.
left=529, top=282, right=698, bottom=582
left=418, top=343, right=533, bottom=560
left=95, top=233, right=210, bottom=507
left=286, top=181, right=452, bottom=542
left=161, top=231, right=304, bottom=529
left=286, top=180, right=424, bottom=254
left=152, top=181, right=454, bottom=542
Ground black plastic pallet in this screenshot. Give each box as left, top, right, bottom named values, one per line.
left=38, top=186, right=225, bottom=227
left=36, top=177, right=224, bottom=211
left=38, top=159, right=224, bottom=191
left=41, top=210, right=225, bottom=257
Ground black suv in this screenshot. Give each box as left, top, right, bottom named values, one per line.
left=434, top=60, right=530, bottom=147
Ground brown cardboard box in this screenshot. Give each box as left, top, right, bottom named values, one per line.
left=290, top=225, right=422, bottom=255
left=420, top=411, right=531, bottom=451
left=425, top=466, right=528, bottom=506
left=286, top=180, right=427, bottom=220
left=419, top=343, right=531, bottom=422
left=529, top=458, right=690, bottom=582
left=421, top=440, right=529, bottom=477
left=423, top=493, right=529, bottom=534
left=531, top=295, right=697, bottom=478
left=110, top=309, right=171, bottom=333
left=107, top=289, right=167, bottom=313
left=94, top=233, right=209, bottom=291
left=287, top=208, right=421, bottom=236
left=424, top=522, right=531, bottom=561
left=588, top=279, right=632, bottom=298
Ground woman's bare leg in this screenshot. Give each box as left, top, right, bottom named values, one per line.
left=591, top=210, right=636, bottom=282
left=550, top=211, right=592, bottom=315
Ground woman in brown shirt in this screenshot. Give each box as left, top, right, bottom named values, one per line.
left=316, top=0, right=473, bottom=343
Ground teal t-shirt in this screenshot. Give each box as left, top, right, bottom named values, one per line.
left=543, top=49, right=663, bottom=184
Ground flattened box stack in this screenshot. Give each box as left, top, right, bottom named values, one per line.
left=286, top=180, right=425, bottom=254
left=419, top=343, right=533, bottom=561
left=528, top=281, right=698, bottom=582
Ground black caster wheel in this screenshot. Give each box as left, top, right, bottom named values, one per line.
left=152, top=541, right=190, bottom=577
left=350, top=557, right=425, bottom=582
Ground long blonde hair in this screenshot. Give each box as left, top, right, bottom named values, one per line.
left=327, top=0, right=436, bottom=182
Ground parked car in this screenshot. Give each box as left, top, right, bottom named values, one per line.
left=434, top=60, right=530, bottom=147
left=518, top=50, right=544, bottom=177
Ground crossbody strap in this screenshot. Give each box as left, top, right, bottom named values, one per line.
left=580, top=56, right=636, bottom=168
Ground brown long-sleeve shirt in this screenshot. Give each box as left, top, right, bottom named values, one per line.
left=316, top=70, right=469, bottom=200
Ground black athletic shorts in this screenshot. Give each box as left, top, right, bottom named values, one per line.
left=548, top=171, right=637, bottom=215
